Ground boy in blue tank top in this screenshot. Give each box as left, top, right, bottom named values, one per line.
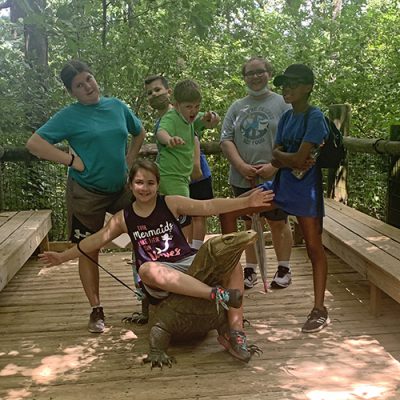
left=270, top=64, right=330, bottom=333
left=220, top=64, right=330, bottom=333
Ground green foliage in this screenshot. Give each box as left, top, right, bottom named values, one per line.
left=1, top=0, right=399, bottom=232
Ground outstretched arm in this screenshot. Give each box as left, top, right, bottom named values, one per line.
left=156, top=129, right=185, bottom=147
left=219, top=188, right=277, bottom=234
left=166, top=188, right=274, bottom=219
left=39, top=211, right=128, bottom=267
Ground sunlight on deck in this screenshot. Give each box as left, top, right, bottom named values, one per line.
left=1, top=248, right=400, bottom=399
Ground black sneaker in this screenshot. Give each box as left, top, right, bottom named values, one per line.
left=210, top=286, right=243, bottom=312
left=88, top=306, right=105, bottom=333
left=301, top=307, right=330, bottom=333
left=270, top=265, right=292, bottom=289
left=243, top=267, right=258, bottom=289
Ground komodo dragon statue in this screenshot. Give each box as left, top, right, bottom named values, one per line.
left=131, top=230, right=262, bottom=368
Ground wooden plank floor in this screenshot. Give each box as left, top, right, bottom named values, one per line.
left=1, top=246, right=400, bottom=400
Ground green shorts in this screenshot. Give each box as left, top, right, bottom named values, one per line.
left=159, top=174, right=190, bottom=197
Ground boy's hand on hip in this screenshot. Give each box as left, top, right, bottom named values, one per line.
left=71, top=155, right=85, bottom=172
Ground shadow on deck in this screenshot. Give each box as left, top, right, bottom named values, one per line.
left=1, top=246, right=400, bottom=400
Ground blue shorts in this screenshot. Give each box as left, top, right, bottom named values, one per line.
left=232, top=184, right=287, bottom=221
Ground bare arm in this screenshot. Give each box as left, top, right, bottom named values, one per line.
left=220, top=140, right=258, bottom=182
left=126, top=127, right=146, bottom=169
left=255, top=163, right=278, bottom=180
left=272, top=142, right=316, bottom=170
left=191, top=136, right=202, bottom=180
left=156, top=129, right=185, bottom=147
left=39, top=211, right=128, bottom=267
left=201, top=111, right=220, bottom=129
left=166, top=188, right=274, bottom=218
left=26, top=133, right=84, bottom=171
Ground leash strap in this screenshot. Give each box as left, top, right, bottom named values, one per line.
left=76, top=241, right=145, bottom=300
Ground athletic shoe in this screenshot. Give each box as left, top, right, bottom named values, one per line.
left=243, top=268, right=258, bottom=289
left=270, top=265, right=292, bottom=289
left=210, top=286, right=243, bottom=312
left=88, top=306, right=105, bottom=333
left=301, top=307, right=330, bottom=333
left=217, top=329, right=252, bottom=362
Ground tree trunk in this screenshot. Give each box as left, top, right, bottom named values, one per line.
left=327, top=104, right=351, bottom=203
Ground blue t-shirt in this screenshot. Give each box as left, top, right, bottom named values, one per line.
left=265, top=107, right=329, bottom=217
left=37, top=97, right=143, bottom=193
left=200, top=152, right=211, bottom=179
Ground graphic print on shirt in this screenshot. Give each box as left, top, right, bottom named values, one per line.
left=132, top=221, right=182, bottom=261
left=155, top=233, right=173, bottom=254
left=239, top=106, right=275, bottom=145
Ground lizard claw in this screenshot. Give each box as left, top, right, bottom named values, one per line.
left=122, top=312, right=149, bottom=325
left=248, top=344, right=263, bottom=357
left=142, top=349, right=176, bottom=369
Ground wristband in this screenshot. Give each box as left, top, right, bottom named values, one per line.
left=68, top=153, right=75, bottom=167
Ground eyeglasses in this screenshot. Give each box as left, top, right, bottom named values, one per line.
left=244, top=69, right=267, bottom=78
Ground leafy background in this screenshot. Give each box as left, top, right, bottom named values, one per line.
left=0, top=0, right=398, bottom=238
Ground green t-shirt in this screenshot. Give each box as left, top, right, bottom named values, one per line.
left=157, top=109, right=197, bottom=178
left=37, top=97, right=143, bottom=193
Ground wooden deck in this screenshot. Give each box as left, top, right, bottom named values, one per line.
left=1, top=246, right=400, bottom=400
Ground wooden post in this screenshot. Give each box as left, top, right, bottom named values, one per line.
left=290, top=217, right=303, bottom=245
left=386, top=124, right=400, bottom=228
left=327, top=104, right=351, bottom=203
left=370, top=283, right=382, bottom=317
left=0, top=146, right=4, bottom=212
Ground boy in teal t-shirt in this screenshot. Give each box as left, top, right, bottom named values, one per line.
left=156, top=79, right=203, bottom=197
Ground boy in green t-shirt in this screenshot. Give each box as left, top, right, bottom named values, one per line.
left=156, top=79, right=204, bottom=197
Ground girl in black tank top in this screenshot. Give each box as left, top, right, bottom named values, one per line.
left=39, top=159, right=274, bottom=362
left=124, top=195, right=196, bottom=271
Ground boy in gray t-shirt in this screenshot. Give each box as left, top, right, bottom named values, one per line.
left=220, top=56, right=293, bottom=291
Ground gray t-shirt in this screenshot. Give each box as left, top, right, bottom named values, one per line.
left=220, top=92, right=291, bottom=188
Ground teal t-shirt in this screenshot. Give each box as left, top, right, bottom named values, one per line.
left=37, top=97, right=143, bottom=193
left=157, top=109, right=195, bottom=178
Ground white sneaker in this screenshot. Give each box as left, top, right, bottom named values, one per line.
left=243, top=268, right=258, bottom=289
left=270, top=266, right=292, bottom=289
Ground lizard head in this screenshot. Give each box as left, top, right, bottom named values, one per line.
left=205, top=230, right=257, bottom=267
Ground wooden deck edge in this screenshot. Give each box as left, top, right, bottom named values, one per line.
left=0, top=211, right=52, bottom=292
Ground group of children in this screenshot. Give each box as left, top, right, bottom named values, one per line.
left=31, top=57, right=330, bottom=364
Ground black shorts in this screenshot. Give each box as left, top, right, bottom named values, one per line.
left=231, top=185, right=288, bottom=221
left=66, top=177, right=132, bottom=243
left=189, top=176, right=214, bottom=200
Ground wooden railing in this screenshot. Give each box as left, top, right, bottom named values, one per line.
left=0, top=105, right=399, bottom=236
